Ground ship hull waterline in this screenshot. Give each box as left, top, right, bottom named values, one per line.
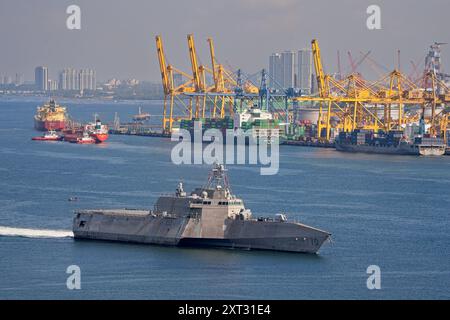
left=335, top=142, right=445, bottom=156
left=34, top=119, right=66, bottom=131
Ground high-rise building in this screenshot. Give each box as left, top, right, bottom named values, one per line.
left=48, top=80, right=58, bottom=91
left=35, top=66, right=49, bottom=91
left=59, top=68, right=79, bottom=90
left=79, top=69, right=96, bottom=91
left=281, top=51, right=295, bottom=89
left=59, top=68, right=96, bottom=91
left=298, top=49, right=313, bottom=95
left=269, top=53, right=282, bottom=88
left=15, top=73, right=24, bottom=86
left=269, top=51, right=296, bottom=89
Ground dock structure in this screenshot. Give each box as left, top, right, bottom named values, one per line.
left=155, top=35, right=450, bottom=148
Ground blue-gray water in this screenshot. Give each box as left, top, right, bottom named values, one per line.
left=0, top=97, right=449, bottom=300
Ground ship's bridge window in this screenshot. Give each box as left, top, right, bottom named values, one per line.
left=202, top=201, right=212, bottom=205
left=218, top=201, right=229, bottom=205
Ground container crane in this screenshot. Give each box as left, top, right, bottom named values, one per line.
left=156, top=35, right=195, bottom=133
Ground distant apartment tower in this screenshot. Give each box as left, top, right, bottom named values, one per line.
left=3, top=75, right=13, bottom=85
left=281, top=51, right=295, bottom=89
left=48, top=79, right=58, bottom=91
left=269, top=51, right=296, bottom=89
left=15, top=73, right=24, bottom=86
left=59, top=68, right=78, bottom=90
left=59, top=68, right=96, bottom=91
left=35, top=66, right=49, bottom=91
left=298, top=49, right=313, bottom=95
left=79, top=69, right=96, bottom=91
left=269, top=53, right=282, bottom=88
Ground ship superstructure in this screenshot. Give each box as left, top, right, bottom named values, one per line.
left=34, top=99, right=67, bottom=131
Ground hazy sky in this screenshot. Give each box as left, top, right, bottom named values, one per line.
left=0, top=0, right=449, bottom=82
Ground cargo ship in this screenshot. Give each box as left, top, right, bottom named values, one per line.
left=236, top=106, right=282, bottom=144
left=335, top=129, right=446, bottom=156
left=85, top=119, right=109, bottom=143
left=34, top=100, right=67, bottom=131
left=63, top=119, right=109, bottom=144
left=73, top=163, right=331, bottom=254
left=177, top=106, right=281, bottom=144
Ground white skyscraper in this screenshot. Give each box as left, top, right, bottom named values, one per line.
left=269, top=51, right=296, bottom=89
left=48, top=79, right=58, bottom=91
left=4, top=75, right=13, bottom=85
left=269, top=53, right=282, bottom=88
left=79, top=69, right=96, bottom=91
left=59, top=68, right=78, bottom=90
left=15, top=73, right=24, bottom=86
left=281, top=51, right=295, bottom=89
left=59, top=68, right=96, bottom=91
left=298, top=49, right=313, bottom=95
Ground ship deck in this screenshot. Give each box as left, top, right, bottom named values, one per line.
left=76, top=209, right=152, bottom=217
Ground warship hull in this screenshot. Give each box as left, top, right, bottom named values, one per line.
left=73, top=210, right=330, bottom=254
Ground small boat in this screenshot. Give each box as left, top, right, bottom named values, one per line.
left=74, top=132, right=96, bottom=144
left=132, top=107, right=151, bottom=122
left=32, top=130, right=63, bottom=141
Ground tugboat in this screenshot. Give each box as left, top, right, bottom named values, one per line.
left=74, top=132, right=96, bottom=144
left=32, top=130, right=63, bottom=141
left=73, top=163, right=331, bottom=254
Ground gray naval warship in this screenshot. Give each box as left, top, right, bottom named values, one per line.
left=73, top=164, right=331, bottom=253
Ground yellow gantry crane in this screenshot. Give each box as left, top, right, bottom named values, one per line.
left=157, top=36, right=449, bottom=138
left=207, top=37, right=235, bottom=118
left=295, top=39, right=450, bottom=141
left=186, top=34, right=236, bottom=119
left=156, top=35, right=196, bottom=133
left=156, top=34, right=257, bottom=133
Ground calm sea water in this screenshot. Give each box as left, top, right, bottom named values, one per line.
left=0, top=97, right=449, bottom=300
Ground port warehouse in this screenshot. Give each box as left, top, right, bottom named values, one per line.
left=110, top=35, right=450, bottom=151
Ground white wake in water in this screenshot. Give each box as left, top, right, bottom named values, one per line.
left=0, top=226, right=73, bottom=239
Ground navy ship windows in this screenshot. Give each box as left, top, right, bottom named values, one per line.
left=220, top=200, right=242, bottom=206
